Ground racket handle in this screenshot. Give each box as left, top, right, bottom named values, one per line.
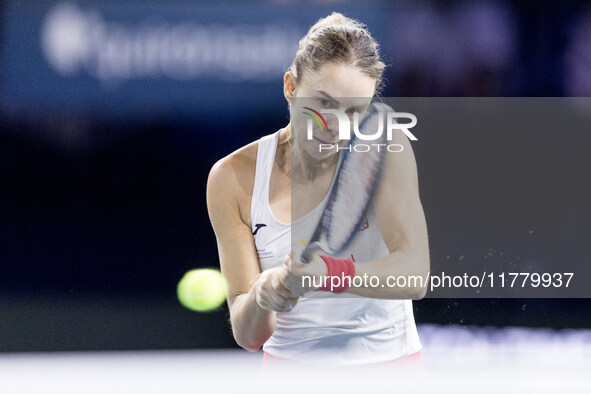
left=300, top=244, right=320, bottom=264
left=300, top=248, right=313, bottom=264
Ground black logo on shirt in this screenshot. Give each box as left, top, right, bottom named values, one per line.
left=252, top=223, right=267, bottom=235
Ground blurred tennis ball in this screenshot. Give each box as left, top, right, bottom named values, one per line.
left=177, top=268, right=227, bottom=312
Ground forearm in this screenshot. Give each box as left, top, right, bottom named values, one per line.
left=229, top=288, right=276, bottom=352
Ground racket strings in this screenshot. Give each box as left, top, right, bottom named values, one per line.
left=302, top=102, right=390, bottom=259
left=326, top=143, right=383, bottom=249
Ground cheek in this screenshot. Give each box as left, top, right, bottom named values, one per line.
left=291, top=110, right=307, bottom=138
left=290, top=103, right=338, bottom=160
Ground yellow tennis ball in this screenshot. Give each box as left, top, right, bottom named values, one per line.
left=177, top=269, right=227, bottom=312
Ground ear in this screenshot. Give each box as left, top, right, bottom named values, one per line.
left=283, top=71, right=297, bottom=102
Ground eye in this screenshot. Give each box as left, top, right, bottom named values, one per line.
left=318, top=98, right=333, bottom=108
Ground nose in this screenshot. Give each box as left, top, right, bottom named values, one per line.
left=324, top=120, right=336, bottom=133
left=322, top=123, right=339, bottom=140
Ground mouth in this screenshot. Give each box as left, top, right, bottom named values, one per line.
left=313, top=135, right=338, bottom=145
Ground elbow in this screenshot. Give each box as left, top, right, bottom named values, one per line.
left=411, top=285, right=427, bottom=300
left=240, top=343, right=262, bottom=353
left=385, top=280, right=427, bottom=300
left=234, top=334, right=264, bottom=353
left=232, top=323, right=273, bottom=352
left=393, top=282, right=426, bottom=300
left=228, top=295, right=275, bottom=352
left=403, top=255, right=430, bottom=300
left=413, top=254, right=430, bottom=300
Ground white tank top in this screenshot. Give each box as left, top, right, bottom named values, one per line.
left=251, top=131, right=421, bottom=366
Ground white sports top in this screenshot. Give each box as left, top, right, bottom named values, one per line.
left=251, top=131, right=421, bottom=366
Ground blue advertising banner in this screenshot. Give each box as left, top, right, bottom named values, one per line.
left=0, top=0, right=385, bottom=121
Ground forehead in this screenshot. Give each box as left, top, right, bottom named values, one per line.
left=301, top=62, right=376, bottom=99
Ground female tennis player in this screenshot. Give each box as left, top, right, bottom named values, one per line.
left=207, top=12, right=429, bottom=367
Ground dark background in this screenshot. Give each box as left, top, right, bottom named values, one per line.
left=1, top=0, right=590, bottom=352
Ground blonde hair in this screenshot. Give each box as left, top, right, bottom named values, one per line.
left=290, top=12, right=385, bottom=93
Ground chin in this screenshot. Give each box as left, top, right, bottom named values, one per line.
left=304, top=140, right=337, bottom=161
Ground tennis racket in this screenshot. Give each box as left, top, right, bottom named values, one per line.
left=300, top=102, right=390, bottom=263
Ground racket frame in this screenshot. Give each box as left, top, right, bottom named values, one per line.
left=300, top=103, right=388, bottom=263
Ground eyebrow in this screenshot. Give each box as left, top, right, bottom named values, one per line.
left=316, top=90, right=339, bottom=106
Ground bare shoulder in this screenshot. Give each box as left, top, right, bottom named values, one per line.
left=206, top=138, right=260, bottom=227
left=208, top=139, right=258, bottom=193
left=374, top=131, right=426, bottom=253
left=383, top=130, right=419, bottom=193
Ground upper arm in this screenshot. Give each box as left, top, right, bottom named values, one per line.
left=206, top=158, right=261, bottom=309
left=374, top=132, right=429, bottom=269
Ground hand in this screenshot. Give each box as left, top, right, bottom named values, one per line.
left=252, top=266, right=299, bottom=312
left=281, top=250, right=328, bottom=297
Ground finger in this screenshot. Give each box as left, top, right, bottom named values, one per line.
left=279, top=271, right=307, bottom=296
left=281, top=274, right=302, bottom=293
left=277, top=266, right=303, bottom=294
left=278, top=283, right=296, bottom=299
left=265, top=286, right=295, bottom=311
left=272, top=271, right=293, bottom=297
left=277, top=297, right=298, bottom=313
left=255, top=277, right=289, bottom=312
left=258, top=292, right=284, bottom=312
left=254, top=292, right=275, bottom=312
left=257, top=270, right=294, bottom=305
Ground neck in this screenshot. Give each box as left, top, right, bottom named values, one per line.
left=277, top=124, right=339, bottom=183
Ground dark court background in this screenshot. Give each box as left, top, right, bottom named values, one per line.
left=1, top=0, right=590, bottom=352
